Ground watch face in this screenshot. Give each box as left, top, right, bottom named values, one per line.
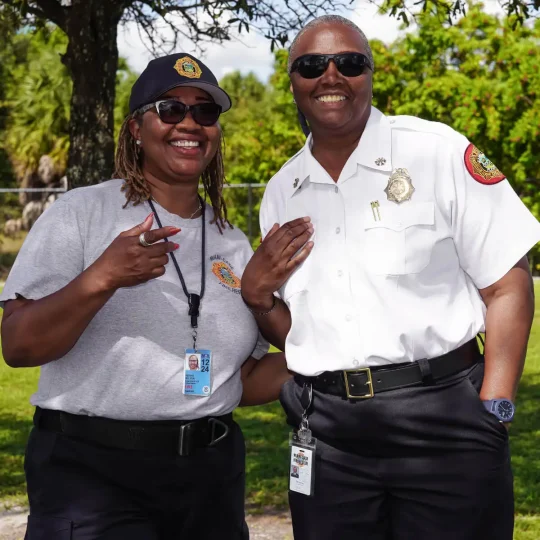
left=497, top=400, right=514, bottom=421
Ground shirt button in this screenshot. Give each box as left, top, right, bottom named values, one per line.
left=353, top=359, right=360, bottom=367
left=335, top=186, right=339, bottom=193
left=335, top=227, right=341, bottom=234
left=337, top=270, right=343, bottom=277
left=346, top=314, right=352, bottom=322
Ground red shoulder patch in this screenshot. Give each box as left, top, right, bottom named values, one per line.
left=464, top=144, right=506, bottom=185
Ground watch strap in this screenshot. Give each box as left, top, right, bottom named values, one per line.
left=482, top=399, right=515, bottom=422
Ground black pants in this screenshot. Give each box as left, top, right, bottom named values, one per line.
left=280, top=362, right=513, bottom=540
left=24, top=419, right=248, bottom=540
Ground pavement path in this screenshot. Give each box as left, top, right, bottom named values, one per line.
left=0, top=508, right=293, bottom=540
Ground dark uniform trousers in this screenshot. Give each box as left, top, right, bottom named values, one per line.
left=280, top=362, right=513, bottom=540
left=24, top=420, right=248, bottom=540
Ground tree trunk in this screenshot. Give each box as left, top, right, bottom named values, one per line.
left=63, top=0, right=124, bottom=187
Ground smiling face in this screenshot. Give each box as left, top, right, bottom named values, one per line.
left=188, top=355, right=199, bottom=370
left=129, top=86, right=221, bottom=185
left=289, top=22, right=373, bottom=136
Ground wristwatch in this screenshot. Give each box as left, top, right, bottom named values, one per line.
left=482, top=399, right=515, bottom=422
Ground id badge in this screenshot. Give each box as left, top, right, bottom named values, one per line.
left=289, top=431, right=317, bottom=497
left=183, top=348, right=212, bottom=396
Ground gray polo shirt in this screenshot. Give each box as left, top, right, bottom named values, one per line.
left=0, top=179, right=268, bottom=420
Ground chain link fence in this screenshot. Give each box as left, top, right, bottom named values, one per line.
left=0, top=183, right=268, bottom=246
left=2, top=184, right=540, bottom=276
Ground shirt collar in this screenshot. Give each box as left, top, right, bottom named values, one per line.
left=290, top=106, right=393, bottom=196
left=352, top=106, right=393, bottom=173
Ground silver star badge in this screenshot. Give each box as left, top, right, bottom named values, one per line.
left=375, top=157, right=386, bottom=166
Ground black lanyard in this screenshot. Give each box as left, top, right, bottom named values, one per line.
left=147, top=197, right=206, bottom=348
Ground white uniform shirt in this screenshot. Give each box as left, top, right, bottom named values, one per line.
left=260, top=107, right=540, bottom=376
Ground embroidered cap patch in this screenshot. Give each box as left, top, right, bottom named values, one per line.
left=464, top=144, right=505, bottom=185
left=174, top=56, right=202, bottom=79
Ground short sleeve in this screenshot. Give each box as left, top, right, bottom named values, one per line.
left=0, top=198, right=85, bottom=307
left=451, top=140, right=540, bottom=289
left=250, top=333, right=270, bottom=360
left=259, top=180, right=286, bottom=240
left=259, top=187, right=274, bottom=240
left=236, top=232, right=270, bottom=359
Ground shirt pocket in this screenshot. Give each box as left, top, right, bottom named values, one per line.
left=363, top=202, right=435, bottom=275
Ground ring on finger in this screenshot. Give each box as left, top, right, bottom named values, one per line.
left=139, top=232, right=152, bottom=247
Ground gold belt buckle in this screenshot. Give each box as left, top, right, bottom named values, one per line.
left=343, top=368, right=374, bottom=399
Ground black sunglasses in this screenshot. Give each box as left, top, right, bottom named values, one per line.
left=138, top=99, right=222, bottom=126
left=290, top=53, right=372, bottom=79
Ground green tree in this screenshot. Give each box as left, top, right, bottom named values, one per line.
left=0, top=31, right=17, bottom=223
left=0, top=0, right=346, bottom=189
left=1, top=27, right=138, bottom=179
left=219, top=51, right=305, bottom=245
left=3, top=28, right=71, bottom=176
left=370, top=5, right=540, bottom=213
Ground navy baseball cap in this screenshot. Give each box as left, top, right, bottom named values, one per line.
left=129, top=53, right=232, bottom=114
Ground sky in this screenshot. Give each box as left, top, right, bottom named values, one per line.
left=117, top=0, right=506, bottom=82
left=117, top=0, right=407, bottom=82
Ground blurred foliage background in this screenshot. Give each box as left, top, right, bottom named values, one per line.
left=0, top=4, right=539, bottom=257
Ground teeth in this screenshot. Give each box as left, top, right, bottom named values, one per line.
left=170, top=140, right=200, bottom=147
left=317, top=95, right=346, bottom=103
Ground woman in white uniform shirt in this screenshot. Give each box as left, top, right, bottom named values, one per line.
left=241, top=16, right=540, bottom=540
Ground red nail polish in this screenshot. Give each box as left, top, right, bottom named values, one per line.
left=146, top=212, right=154, bottom=220
left=174, top=243, right=180, bottom=249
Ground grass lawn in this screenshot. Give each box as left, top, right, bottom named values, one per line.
left=0, top=287, right=539, bottom=538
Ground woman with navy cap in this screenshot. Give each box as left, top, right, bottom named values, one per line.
left=0, top=53, right=290, bottom=539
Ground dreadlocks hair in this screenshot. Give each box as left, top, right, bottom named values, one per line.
left=114, top=112, right=231, bottom=234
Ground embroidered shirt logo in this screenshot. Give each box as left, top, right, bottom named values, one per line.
left=211, top=256, right=241, bottom=293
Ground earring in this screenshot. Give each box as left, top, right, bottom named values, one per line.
left=135, top=140, right=142, bottom=146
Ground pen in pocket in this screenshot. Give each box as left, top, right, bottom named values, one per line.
left=370, top=201, right=381, bottom=221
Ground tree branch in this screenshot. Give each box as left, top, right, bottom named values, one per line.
left=121, top=0, right=351, bottom=56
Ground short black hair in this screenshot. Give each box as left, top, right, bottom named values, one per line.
left=287, top=15, right=374, bottom=74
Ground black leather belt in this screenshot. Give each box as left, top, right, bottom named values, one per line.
left=33, top=407, right=233, bottom=456
left=294, top=339, right=482, bottom=400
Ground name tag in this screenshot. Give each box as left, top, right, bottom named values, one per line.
left=183, top=349, right=212, bottom=397
left=289, top=431, right=317, bottom=496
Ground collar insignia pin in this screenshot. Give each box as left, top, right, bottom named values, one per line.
left=384, top=168, right=415, bottom=204
left=375, top=157, right=386, bottom=166
left=293, top=178, right=300, bottom=188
